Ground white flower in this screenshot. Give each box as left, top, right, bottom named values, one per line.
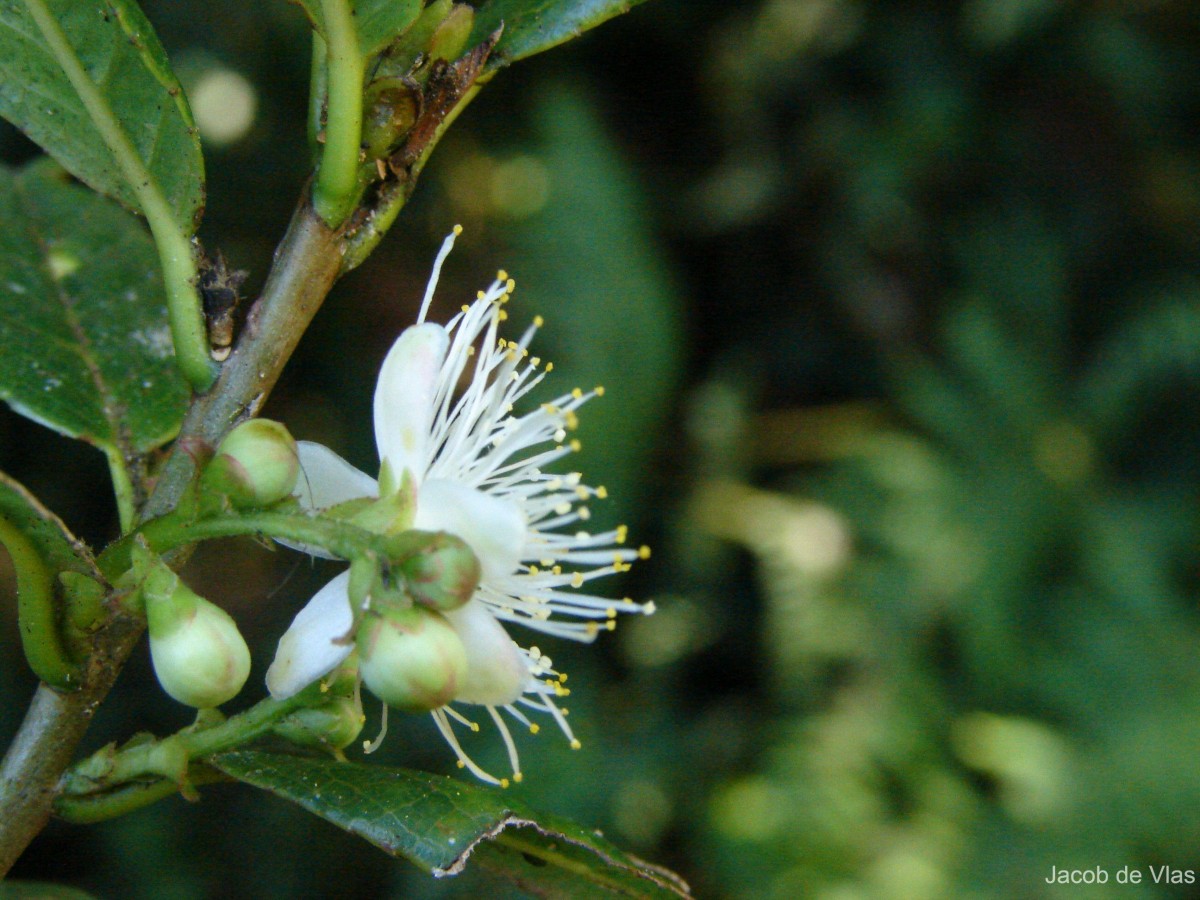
left=266, top=227, right=654, bottom=784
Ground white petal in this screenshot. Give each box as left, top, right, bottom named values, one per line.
left=443, top=600, right=529, bottom=706
left=374, top=324, right=449, bottom=487
left=294, top=441, right=378, bottom=510
left=415, top=478, right=526, bottom=581
left=266, top=571, right=356, bottom=699
left=280, top=443, right=378, bottom=559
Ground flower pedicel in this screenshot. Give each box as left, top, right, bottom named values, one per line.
left=266, top=227, right=654, bottom=784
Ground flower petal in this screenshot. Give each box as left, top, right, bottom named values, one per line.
left=443, top=600, right=529, bottom=706
left=415, top=478, right=526, bottom=581
left=294, top=441, right=379, bottom=510
left=280, top=442, right=379, bottom=559
left=266, top=570, right=356, bottom=699
left=374, top=323, right=449, bottom=488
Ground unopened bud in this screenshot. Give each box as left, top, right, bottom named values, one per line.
left=401, top=531, right=481, bottom=612
left=274, top=698, right=365, bottom=751
left=144, top=571, right=250, bottom=708
left=205, top=419, right=299, bottom=508
left=427, top=4, right=475, bottom=63
left=357, top=605, right=466, bottom=712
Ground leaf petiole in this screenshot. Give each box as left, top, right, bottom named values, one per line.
left=312, top=0, right=365, bottom=226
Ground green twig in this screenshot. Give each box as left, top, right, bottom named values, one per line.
left=21, top=0, right=216, bottom=392
left=58, top=691, right=318, bottom=824
left=341, top=82, right=482, bottom=273
left=102, top=447, right=136, bottom=534
left=54, top=765, right=228, bottom=825
left=0, top=517, right=80, bottom=690
left=99, top=509, right=390, bottom=581
left=308, top=32, right=329, bottom=154
left=312, top=0, right=365, bottom=226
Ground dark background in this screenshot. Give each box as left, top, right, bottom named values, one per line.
left=4, top=0, right=1200, bottom=896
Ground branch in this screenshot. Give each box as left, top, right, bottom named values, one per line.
left=0, top=195, right=343, bottom=876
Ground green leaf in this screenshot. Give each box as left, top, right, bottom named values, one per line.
left=469, top=0, right=650, bottom=71
left=0, top=471, right=99, bottom=581
left=0, top=0, right=204, bottom=233
left=0, top=159, right=189, bottom=455
left=290, top=0, right=423, bottom=58
left=213, top=750, right=691, bottom=897
left=0, top=468, right=100, bottom=687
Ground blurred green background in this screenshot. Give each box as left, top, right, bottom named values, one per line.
left=5, top=0, right=1200, bottom=896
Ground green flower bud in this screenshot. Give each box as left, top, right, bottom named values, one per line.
left=204, top=419, right=299, bottom=508
left=145, top=571, right=251, bottom=709
left=401, top=531, right=481, bottom=612
left=357, top=605, right=466, bottom=712
left=362, top=77, right=419, bottom=161
left=274, top=699, right=365, bottom=751
left=427, top=4, right=475, bottom=64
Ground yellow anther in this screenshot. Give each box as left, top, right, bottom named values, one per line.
left=453, top=223, right=463, bottom=235
left=643, top=600, right=657, bottom=614
left=319, top=680, right=330, bottom=693
left=571, top=572, right=585, bottom=588
left=470, top=722, right=480, bottom=732
left=531, top=356, right=541, bottom=367
left=466, top=346, right=476, bottom=356
left=529, top=565, right=540, bottom=575
left=461, top=304, right=470, bottom=312
left=607, top=608, right=617, bottom=618
left=595, top=385, right=605, bottom=396
left=499, top=309, right=509, bottom=321
left=456, top=760, right=466, bottom=769
left=596, top=486, right=608, bottom=499
left=638, top=546, right=652, bottom=559
left=477, top=290, right=486, bottom=300
left=570, top=439, right=582, bottom=452
left=565, top=411, right=579, bottom=430
left=500, top=778, right=510, bottom=789
left=514, top=772, right=524, bottom=784
left=551, top=565, right=562, bottom=575
left=572, top=387, right=583, bottom=399
left=497, top=269, right=508, bottom=281
left=616, top=525, right=628, bottom=544
left=545, top=362, right=554, bottom=372
left=575, top=486, right=589, bottom=499
left=505, top=278, right=515, bottom=292
left=570, top=739, right=582, bottom=750
left=533, top=315, right=544, bottom=327
left=586, top=622, right=599, bottom=636
left=530, top=723, right=540, bottom=734
left=578, top=507, right=591, bottom=521
left=555, top=503, right=571, bottom=515
left=559, top=673, right=569, bottom=682
left=606, top=620, right=616, bottom=631
left=561, top=708, right=570, bottom=716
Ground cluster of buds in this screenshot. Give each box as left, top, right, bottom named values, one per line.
left=140, top=419, right=300, bottom=709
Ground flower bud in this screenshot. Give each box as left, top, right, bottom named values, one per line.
left=401, top=532, right=481, bottom=612
left=357, top=605, right=466, bottom=712
left=273, top=666, right=365, bottom=751
left=204, top=419, right=299, bottom=508
left=145, top=572, right=251, bottom=708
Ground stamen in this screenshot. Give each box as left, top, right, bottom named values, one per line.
left=419, top=226, right=461, bottom=323
left=362, top=703, right=389, bottom=754
left=431, top=709, right=501, bottom=785
left=488, top=706, right=522, bottom=782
